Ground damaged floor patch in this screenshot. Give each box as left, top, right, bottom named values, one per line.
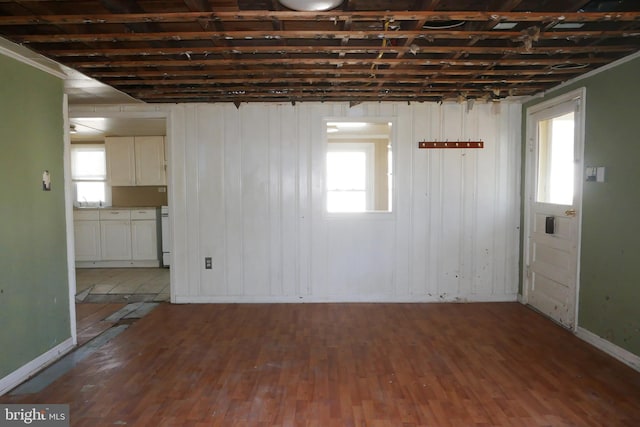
left=10, top=302, right=159, bottom=395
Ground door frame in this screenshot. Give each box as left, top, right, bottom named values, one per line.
left=66, top=105, right=173, bottom=326
left=522, top=87, right=586, bottom=331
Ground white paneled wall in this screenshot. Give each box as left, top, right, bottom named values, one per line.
left=169, top=101, right=521, bottom=303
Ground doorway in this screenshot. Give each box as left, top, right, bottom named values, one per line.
left=523, top=88, right=585, bottom=329
left=65, top=107, right=172, bottom=344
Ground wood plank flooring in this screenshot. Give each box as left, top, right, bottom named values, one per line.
left=75, top=303, right=127, bottom=346
left=3, top=303, right=640, bottom=426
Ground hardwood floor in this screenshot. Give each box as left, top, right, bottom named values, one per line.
left=75, top=303, right=127, bottom=346
left=3, top=303, right=640, bottom=426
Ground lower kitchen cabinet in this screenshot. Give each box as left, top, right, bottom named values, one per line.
left=74, top=208, right=159, bottom=268
left=74, top=220, right=101, bottom=261
left=100, top=219, right=132, bottom=261
left=131, top=209, right=158, bottom=261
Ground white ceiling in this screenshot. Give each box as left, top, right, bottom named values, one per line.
left=64, top=61, right=164, bottom=142
left=1, top=36, right=162, bottom=142
left=64, top=67, right=142, bottom=106
left=69, top=117, right=166, bottom=142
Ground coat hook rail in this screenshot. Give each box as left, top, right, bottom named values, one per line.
left=418, top=141, right=484, bottom=149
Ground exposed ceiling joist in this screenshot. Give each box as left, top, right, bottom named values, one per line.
left=1, top=11, right=639, bottom=25
left=0, top=0, right=638, bottom=103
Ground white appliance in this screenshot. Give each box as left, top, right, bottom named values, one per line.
left=160, top=206, right=171, bottom=267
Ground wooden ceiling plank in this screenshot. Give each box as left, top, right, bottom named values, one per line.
left=130, top=86, right=545, bottom=98
left=14, top=29, right=640, bottom=43
left=1, top=11, right=640, bottom=25
left=88, top=66, right=588, bottom=78
left=182, top=0, right=233, bottom=56
left=1, top=3, right=636, bottom=105
left=130, top=89, right=538, bottom=98
left=412, top=0, right=442, bottom=11
left=47, top=44, right=636, bottom=57
left=66, top=56, right=615, bottom=68
left=102, top=76, right=565, bottom=85
left=494, top=0, right=525, bottom=12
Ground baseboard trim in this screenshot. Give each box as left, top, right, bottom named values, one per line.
left=0, top=338, right=75, bottom=396
left=173, top=294, right=519, bottom=304
left=576, top=327, right=640, bottom=372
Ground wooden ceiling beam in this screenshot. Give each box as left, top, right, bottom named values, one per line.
left=88, top=66, right=587, bottom=78
left=47, top=44, right=637, bottom=57
left=139, top=95, right=469, bottom=103
left=15, top=29, right=640, bottom=44
left=102, top=76, right=565, bottom=85
left=2, top=11, right=639, bottom=25
left=130, top=86, right=543, bottom=99
left=96, top=0, right=160, bottom=34
left=68, top=56, right=613, bottom=68
left=131, top=89, right=541, bottom=99
left=1, top=3, right=636, bottom=104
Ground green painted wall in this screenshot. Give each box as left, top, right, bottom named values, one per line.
left=523, top=54, right=640, bottom=357
left=0, top=54, right=70, bottom=379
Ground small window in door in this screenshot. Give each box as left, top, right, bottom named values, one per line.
left=536, top=112, right=574, bottom=205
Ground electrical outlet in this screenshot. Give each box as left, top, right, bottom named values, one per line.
left=205, top=257, right=212, bottom=269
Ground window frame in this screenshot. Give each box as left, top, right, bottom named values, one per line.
left=323, top=117, right=395, bottom=217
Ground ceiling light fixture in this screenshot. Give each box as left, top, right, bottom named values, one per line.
left=278, top=0, right=343, bottom=11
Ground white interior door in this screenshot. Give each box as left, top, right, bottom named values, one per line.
left=525, top=88, right=585, bottom=329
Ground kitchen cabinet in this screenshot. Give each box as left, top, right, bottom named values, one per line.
left=131, top=209, right=158, bottom=261
left=100, top=209, right=132, bottom=261
left=134, top=136, right=166, bottom=185
left=73, top=210, right=101, bottom=261
left=105, top=137, right=136, bottom=186
left=106, top=136, right=165, bottom=186
left=74, top=208, right=159, bottom=268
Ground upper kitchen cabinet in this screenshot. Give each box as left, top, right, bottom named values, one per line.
left=135, top=136, right=166, bottom=185
left=105, top=136, right=135, bottom=186
left=106, top=136, right=166, bottom=186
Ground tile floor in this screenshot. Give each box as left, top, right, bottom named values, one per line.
left=75, top=268, right=170, bottom=303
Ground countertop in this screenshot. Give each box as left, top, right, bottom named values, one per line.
left=73, top=206, right=160, bottom=210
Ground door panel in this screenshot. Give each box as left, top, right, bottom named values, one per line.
left=525, top=89, right=584, bottom=329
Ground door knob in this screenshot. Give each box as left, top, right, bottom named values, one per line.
left=565, top=209, right=576, bottom=217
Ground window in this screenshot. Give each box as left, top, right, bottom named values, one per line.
left=327, top=144, right=373, bottom=212
left=536, top=112, right=575, bottom=205
left=326, top=120, right=393, bottom=213
left=71, top=145, right=107, bottom=206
